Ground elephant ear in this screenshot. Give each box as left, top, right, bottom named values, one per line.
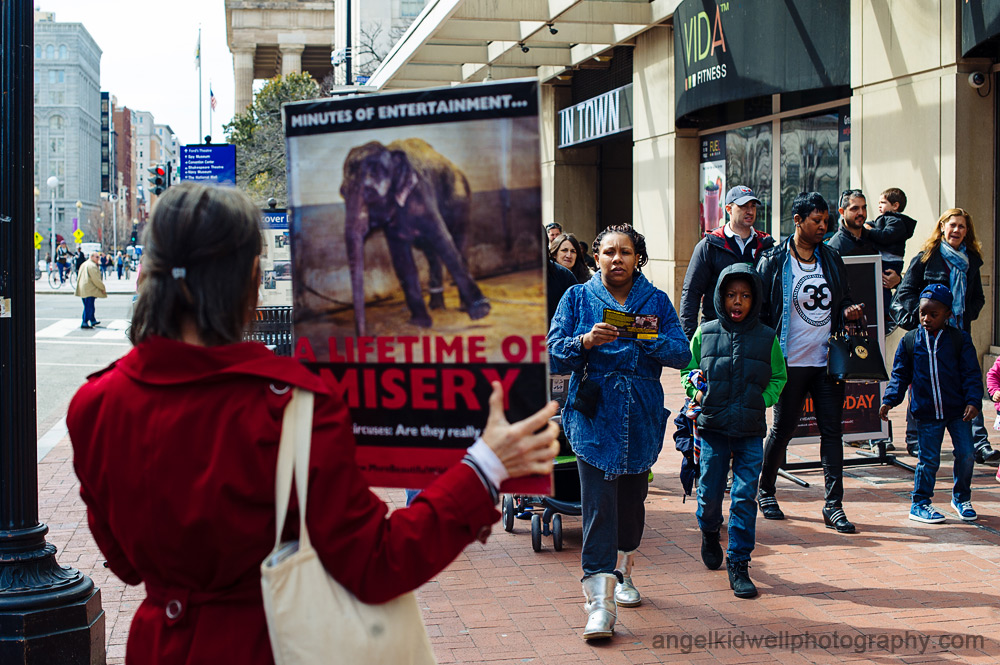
left=391, top=150, right=420, bottom=208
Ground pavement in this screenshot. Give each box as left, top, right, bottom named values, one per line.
left=34, top=269, right=138, bottom=296
left=38, top=376, right=1000, bottom=664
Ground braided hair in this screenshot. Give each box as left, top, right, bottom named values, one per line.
left=591, top=224, right=648, bottom=271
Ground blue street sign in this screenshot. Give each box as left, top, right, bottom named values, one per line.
left=180, top=144, right=237, bottom=186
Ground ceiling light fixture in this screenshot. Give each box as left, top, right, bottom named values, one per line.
left=547, top=23, right=558, bottom=35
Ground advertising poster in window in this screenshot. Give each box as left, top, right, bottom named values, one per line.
left=284, top=80, right=550, bottom=493
left=790, top=255, right=887, bottom=444
left=699, top=132, right=726, bottom=236
left=259, top=210, right=292, bottom=306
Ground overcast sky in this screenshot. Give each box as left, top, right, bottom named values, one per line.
left=37, top=1, right=236, bottom=146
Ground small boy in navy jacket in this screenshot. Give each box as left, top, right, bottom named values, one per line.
left=880, top=284, right=982, bottom=523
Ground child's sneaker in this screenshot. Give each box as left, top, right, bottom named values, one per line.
left=909, top=503, right=946, bottom=524
left=950, top=499, right=978, bottom=522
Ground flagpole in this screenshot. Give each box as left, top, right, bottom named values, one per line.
left=197, top=27, right=202, bottom=141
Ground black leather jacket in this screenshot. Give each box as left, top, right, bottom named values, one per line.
left=755, top=237, right=856, bottom=336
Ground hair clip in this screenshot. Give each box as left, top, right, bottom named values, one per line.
left=171, top=267, right=187, bottom=279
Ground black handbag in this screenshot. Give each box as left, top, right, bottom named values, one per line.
left=572, top=365, right=601, bottom=418
left=827, top=314, right=888, bottom=382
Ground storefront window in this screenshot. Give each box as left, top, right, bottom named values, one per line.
left=726, top=123, right=772, bottom=234
left=779, top=111, right=848, bottom=237
left=699, top=123, right=771, bottom=236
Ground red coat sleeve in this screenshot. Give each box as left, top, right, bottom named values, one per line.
left=305, top=391, right=500, bottom=604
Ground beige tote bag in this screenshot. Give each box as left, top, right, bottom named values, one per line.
left=261, top=388, right=437, bottom=665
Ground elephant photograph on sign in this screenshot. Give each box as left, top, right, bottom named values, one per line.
left=340, top=138, right=490, bottom=336
left=287, top=116, right=545, bottom=363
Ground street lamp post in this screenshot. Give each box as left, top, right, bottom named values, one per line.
left=0, top=2, right=103, bottom=662
left=46, top=175, right=57, bottom=263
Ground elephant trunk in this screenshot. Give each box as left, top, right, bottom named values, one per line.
left=345, top=191, right=369, bottom=337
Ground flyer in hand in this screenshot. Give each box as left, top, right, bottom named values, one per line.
left=284, top=80, right=550, bottom=494
left=602, top=309, right=659, bottom=339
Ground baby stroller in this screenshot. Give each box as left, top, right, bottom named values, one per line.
left=501, top=375, right=582, bottom=552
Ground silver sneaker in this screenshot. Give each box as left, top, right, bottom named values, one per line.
left=582, top=573, right=617, bottom=640
left=614, top=550, right=641, bottom=607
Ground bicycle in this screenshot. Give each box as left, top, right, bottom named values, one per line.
left=47, top=264, right=78, bottom=289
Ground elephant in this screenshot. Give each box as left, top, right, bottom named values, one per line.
left=339, top=138, right=491, bottom=336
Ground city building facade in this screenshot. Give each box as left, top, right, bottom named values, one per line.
left=224, top=0, right=427, bottom=111
left=367, top=0, right=1000, bottom=368
left=33, top=12, right=102, bottom=252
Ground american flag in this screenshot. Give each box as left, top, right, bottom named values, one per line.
left=210, top=87, right=217, bottom=111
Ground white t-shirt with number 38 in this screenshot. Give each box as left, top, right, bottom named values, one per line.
left=787, top=258, right=833, bottom=368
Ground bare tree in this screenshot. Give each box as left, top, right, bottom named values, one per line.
left=320, top=21, right=410, bottom=93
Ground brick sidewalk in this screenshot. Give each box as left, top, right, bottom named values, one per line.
left=39, top=377, right=1000, bottom=664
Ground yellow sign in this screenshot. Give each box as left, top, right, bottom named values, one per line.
left=73, top=229, right=84, bottom=242
left=33, top=232, right=42, bottom=250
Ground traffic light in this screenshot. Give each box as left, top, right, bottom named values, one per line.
left=130, top=223, right=138, bottom=245
left=148, top=165, right=166, bottom=195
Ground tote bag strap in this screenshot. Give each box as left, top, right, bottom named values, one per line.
left=273, top=388, right=315, bottom=551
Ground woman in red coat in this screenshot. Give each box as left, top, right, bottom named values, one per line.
left=67, top=183, right=559, bottom=664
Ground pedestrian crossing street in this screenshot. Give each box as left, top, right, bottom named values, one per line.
left=36, top=318, right=130, bottom=341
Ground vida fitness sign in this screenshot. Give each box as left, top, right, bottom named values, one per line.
left=674, top=0, right=848, bottom=121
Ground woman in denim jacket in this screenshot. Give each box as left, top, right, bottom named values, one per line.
left=549, top=225, right=690, bottom=641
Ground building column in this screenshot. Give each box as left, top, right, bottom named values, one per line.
left=280, top=44, right=305, bottom=75
left=233, top=47, right=254, bottom=113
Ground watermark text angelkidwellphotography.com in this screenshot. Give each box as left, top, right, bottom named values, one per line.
left=651, top=630, right=984, bottom=655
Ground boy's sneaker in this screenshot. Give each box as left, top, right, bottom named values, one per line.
left=909, top=503, right=946, bottom=524
left=951, top=499, right=978, bottom=522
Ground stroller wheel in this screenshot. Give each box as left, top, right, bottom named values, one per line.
left=502, top=495, right=515, bottom=533
left=552, top=514, right=563, bottom=551
left=531, top=514, right=542, bottom=552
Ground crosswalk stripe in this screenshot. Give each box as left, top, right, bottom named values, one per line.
left=36, top=319, right=130, bottom=338
left=36, top=319, right=83, bottom=337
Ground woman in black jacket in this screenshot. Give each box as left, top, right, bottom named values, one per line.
left=892, top=208, right=984, bottom=333
left=891, top=208, right=997, bottom=463
left=755, top=192, right=863, bottom=533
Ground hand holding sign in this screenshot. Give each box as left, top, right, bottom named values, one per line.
left=482, top=381, right=559, bottom=478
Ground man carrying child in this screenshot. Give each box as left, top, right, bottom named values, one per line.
left=682, top=264, right=786, bottom=598
left=880, top=284, right=981, bottom=523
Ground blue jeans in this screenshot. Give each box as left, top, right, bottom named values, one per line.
left=913, top=417, right=975, bottom=506
left=908, top=401, right=989, bottom=451
left=81, top=297, right=96, bottom=326
left=404, top=489, right=421, bottom=506
left=697, top=431, right=763, bottom=563
left=578, top=458, right=648, bottom=578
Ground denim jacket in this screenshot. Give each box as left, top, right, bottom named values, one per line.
left=548, top=272, right=691, bottom=475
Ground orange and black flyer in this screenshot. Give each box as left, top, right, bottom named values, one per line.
left=603, top=309, right=659, bottom=339
left=284, top=80, right=550, bottom=494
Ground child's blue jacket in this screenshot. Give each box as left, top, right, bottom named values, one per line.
left=882, top=326, right=982, bottom=421
left=548, top=272, right=691, bottom=475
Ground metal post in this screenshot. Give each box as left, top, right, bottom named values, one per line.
left=345, top=0, right=352, bottom=85
left=0, top=2, right=104, bottom=662
left=47, top=177, right=55, bottom=265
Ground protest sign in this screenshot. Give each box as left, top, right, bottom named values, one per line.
left=790, top=254, right=888, bottom=444
left=284, top=80, right=549, bottom=493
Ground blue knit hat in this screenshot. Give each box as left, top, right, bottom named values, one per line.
left=919, top=284, right=953, bottom=309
